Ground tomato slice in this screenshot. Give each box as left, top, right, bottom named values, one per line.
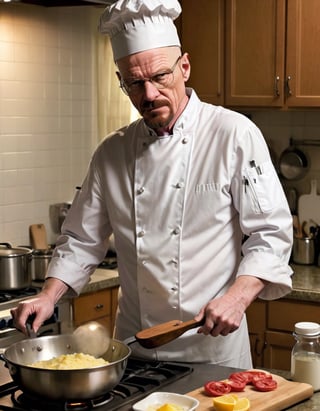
left=204, top=381, right=232, bottom=397
left=229, top=372, right=250, bottom=385
left=253, top=377, right=278, bottom=392
left=227, top=378, right=246, bottom=392
left=252, top=373, right=273, bottom=385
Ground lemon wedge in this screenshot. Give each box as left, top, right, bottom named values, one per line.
left=234, top=397, right=250, bottom=411
left=213, top=394, right=237, bottom=411
left=213, top=395, right=250, bottom=411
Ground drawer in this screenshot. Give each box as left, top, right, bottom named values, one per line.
left=268, top=299, right=320, bottom=332
left=73, top=289, right=112, bottom=325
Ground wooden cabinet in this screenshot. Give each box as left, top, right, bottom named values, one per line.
left=72, top=286, right=119, bottom=337
left=246, top=300, right=267, bottom=368
left=247, top=298, right=320, bottom=370
left=178, top=0, right=225, bottom=105
left=286, top=0, right=320, bottom=107
left=225, top=0, right=320, bottom=108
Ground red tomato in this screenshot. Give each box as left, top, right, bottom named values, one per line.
left=253, top=377, right=278, bottom=392
left=204, top=381, right=232, bottom=397
left=252, top=373, right=273, bottom=385
left=240, top=371, right=269, bottom=385
left=227, top=378, right=246, bottom=392
left=229, top=372, right=250, bottom=385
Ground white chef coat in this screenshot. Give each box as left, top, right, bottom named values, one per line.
left=48, top=88, right=293, bottom=368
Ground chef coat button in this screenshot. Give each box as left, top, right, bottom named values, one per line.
left=171, top=258, right=178, bottom=266
left=175, top=182, right=184, bottom=189
left=142, top=260, right=147, bottom=265
left=172, top=227, right=180, bottom=235
left=171, top=287, right=178, bottom=292
left=137, top=186, right=145, bottom=194
left=138, top=230, right=145, bottom=237
left=182, top=138, right=188, bottom=144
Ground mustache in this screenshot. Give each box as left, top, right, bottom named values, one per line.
left=141, top=99, right=167, bottom=110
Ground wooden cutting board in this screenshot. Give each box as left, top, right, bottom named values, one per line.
left=29, top=223, right=49, bottom=250
left=298, top=179, right=320, bottom=234
left=186, top=373, right=313, bottom=411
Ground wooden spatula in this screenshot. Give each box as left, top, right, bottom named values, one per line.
left=29, top=224, right=48, bottom=250
left=135, top=318, right=204, bottom=349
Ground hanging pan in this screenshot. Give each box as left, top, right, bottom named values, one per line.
left=279, top=145, right=309, bottom=180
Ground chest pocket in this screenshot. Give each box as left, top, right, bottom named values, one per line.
left=244, top=160, right=282, bottom=214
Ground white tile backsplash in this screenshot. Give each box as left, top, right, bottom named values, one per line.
left=248, top=110, right=320, bottom=202
left=0, top=3, right=101, bottom=246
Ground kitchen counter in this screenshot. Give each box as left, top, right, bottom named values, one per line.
left=81, top=267, right=120, bottom=294
left=0, top=359, right=317, bottom=410
left=287, top=263, right=320, bottom=302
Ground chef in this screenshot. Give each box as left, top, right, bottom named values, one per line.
left=11, top=0, right=293, bottom=368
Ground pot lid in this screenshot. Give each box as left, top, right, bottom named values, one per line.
left=0, top=245, right=32, bottom=257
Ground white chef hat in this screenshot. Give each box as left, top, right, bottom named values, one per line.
left=99, top=0, right=182, bottom=61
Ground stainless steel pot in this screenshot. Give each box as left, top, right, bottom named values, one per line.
left=2, top=334, right=131, bottom=400
left=30, top=249, right=52, bottom=281
left=0, top=243, right=32, bottom=290
left=293, top=237, right=315, bottom=265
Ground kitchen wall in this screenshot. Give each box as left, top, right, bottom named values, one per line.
left=0, top=3, right=102, bottom=246
left=249, top=110, right=320, bottom=201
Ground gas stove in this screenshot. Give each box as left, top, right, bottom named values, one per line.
left=0, top=358, right=195, bottom=411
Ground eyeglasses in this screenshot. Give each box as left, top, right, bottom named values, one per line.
left=119, top=56, right=182, bottom=96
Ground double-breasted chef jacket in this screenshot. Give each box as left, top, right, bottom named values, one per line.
left=48, top=88, right=293, bottom=368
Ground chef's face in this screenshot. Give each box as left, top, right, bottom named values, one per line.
left=116, top=47, right=190, bottom=132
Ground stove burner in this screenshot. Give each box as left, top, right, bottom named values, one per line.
left=0, top=287, right=38, bottom=303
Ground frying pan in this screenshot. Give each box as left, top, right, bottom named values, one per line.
left=2, top=335, right=131, bottom=400
left=279, top=146, right=309, bottom=180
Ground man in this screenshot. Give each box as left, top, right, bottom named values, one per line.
left=11, top=0, right=293, bottom=368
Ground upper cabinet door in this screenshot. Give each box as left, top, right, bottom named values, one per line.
left=286, top=0, right=320, bottom=107
left=179, top=0, right=225, bottom=106
left=225, top=0, right=286, bottom=107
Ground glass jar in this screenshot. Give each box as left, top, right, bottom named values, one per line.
left=291, top=321, right=320, bottom=391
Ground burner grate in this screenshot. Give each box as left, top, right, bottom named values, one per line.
left=0, top=287, right=38, bottom=303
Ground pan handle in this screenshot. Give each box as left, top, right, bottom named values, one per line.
left=122, top=336, right=138, bottom=346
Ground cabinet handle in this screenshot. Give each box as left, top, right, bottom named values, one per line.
left=286, top=75, right=292, bottom=97
left=254, top=337, right=267, bottom=357
left=95, top=303, right=104, bottom=311
left=274, top=76, right=280, bottom=97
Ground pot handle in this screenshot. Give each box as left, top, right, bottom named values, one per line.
left=0, top=242, right=13, bottom=249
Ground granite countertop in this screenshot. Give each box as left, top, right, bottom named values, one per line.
left=80, top=267, right=120, bottom=294
left=287, top=263, right=320, bottom=302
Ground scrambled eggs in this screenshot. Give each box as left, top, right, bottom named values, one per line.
left=29, top=353, right=109, bottom=370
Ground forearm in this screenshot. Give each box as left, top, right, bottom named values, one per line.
left=41, top=277, right=70, bottom=305
left=226, top=275, right=267, bottom=311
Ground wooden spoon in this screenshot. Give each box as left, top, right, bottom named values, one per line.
left=135, top=318, right=205, bottom=349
